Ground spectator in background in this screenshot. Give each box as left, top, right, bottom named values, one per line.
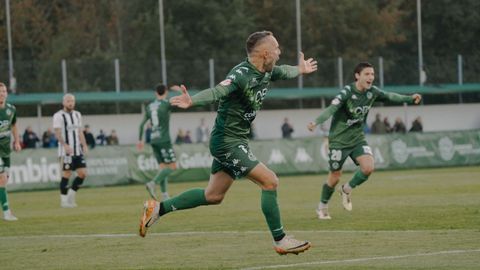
left=145, top=123, right=152, bottom=144
left=175, top=129, right=185, bottom=144
left=23, top=126, right=39, bottom=148
left=383, top=117, right=392, bottom=133
left=83, top=125, right=96, bottom=149
left=96, top=129, right=106, bottom=145
left=184, top=130, right=192, bottom=144
left=370, top=113, right=387, bottom=134
left=393, top=117, right=407, bottom=133
left=42, top=128, right=57, bottom=148
left=107, top=129, right=119, bottom=145
left=281, top=117, right=294, bottom=139
left=196, top=118, right=210, bottom=143
left=409, top=117, right=423, bottom=132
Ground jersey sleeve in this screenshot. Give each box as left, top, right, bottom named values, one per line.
left=314, top=87, right=351, bottom=125
left=191, top=68, right=246, bottom=106
left=373, top=87, right=414, bottom=104
left=53, top=113, right=63, bottom=129
left=271, top=65, right=299, bottom=81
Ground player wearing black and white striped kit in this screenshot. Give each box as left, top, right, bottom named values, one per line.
left=53, top=94, right=88, bottom=208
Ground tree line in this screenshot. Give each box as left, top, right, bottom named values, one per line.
left=0, top=0, right=479, bottom=93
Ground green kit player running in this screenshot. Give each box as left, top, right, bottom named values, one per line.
left=308, top=62, right=422, bottom=219
left=137, top=84, right=181, bottom=201
left=139, top=31, right=317, bottom=255
left=0, top=82, right=22, bottom=221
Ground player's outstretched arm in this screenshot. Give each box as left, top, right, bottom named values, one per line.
left=298, top=52, right=317, bottom=75
left=170, top=85, right=192, bottom=109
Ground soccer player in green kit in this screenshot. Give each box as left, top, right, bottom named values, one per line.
left=137, top=84, right=181, bottom=201
left=0, top=82, right=22, bottom=221
left=139, top=31, right=317, bottom=255
left=308, top=62, right=422, bottom=219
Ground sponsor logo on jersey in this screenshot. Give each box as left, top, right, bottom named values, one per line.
left=220, top=79, right=232, bottom=86
left=243, top=111, right=257, bottom=121
left=0, top=120, right=10, bottom=128
left=6, top=109, right=11, bottom=116
left=367, top=92, right=373, bottom=99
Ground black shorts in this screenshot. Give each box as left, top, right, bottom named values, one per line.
left=61, top=155, right=87, bottom=171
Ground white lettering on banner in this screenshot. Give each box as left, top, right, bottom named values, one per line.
left=438, top=136, right=480, bottom=161
left=294, top=148, right=313, bottom=163
left=267, top=149, right=286, bottom=164
left=137, top=154, right=158, bottom=171
left=178, top=152, right=213, bottom=169
left=87, top=158, right=128, bottom=176
left=10, top=157, right=61, bottom=184
left=374, top=147, right=385, bottom=164
left=391, top=139, right=435, bottom=164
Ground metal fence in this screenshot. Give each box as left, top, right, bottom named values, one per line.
left=1, top=54, right=479, bottom=94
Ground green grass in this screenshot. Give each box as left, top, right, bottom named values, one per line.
left=1, top=166, right=480, bottom=269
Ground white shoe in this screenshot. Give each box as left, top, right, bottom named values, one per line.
left=67, top=189, right=78, bottom=207
left=61, top=194, right=74, bottom=208
left=316, top=206, right=332, bottom=220
left=339, top=185, right=352, bottom=211
left=3, top=209, right=18, bottom=221
left=273, top=235, right=311, bottom=255
left=145, top=181, right=158, bottom=200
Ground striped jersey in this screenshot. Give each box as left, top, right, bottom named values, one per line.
left=53, top=109, right=83, bottom=156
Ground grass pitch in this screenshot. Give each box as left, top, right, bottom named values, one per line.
left=1, top=166, right=479, bottom=269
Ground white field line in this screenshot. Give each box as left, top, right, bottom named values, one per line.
left=0, top=229, right=476, bottom=240
left=240, top=249, right=480, bottom=270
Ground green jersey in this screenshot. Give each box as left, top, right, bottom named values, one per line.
left=315, top=83, right=414, bottom=148
left=191, top=59, right=299, bottom=149
left=0, top=103, right=17, bottom=157
left=139, top=99, right=172, bottom=145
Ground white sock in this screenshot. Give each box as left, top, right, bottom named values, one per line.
left=342, top=183, right=352, bottom=194
left=318, top=202, right=328, bottom=209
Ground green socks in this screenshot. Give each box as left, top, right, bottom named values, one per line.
left=349, top=170, right=369, bottom=188
left=320, top=183, right=335, bottom=204
left=153, top=168, right=173, bottom=192
left=0, top=187, right=9, bottom=211
left=161, top=188, right=209, bottom=215
left=261, top=190, right=285, bottom=241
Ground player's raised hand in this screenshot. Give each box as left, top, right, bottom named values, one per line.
left=412, top=94, right=422, bottom=104
left=169, top=85, right=182, bottom=92
left=298, top=52, right=317, bottom=75
left=307, top=122, right=316, bottom=132
left=170, top=85, right=192, bottom=109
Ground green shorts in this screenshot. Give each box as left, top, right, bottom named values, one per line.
left=0, top=157, right=10, bottom=173
left=328, top=141, right=372, bottom=171
left=211, top=143, right=260, bottom=179
left=151, top=142, right=176, bottom=164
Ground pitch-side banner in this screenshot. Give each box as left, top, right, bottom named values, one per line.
left=7, top=130, right=480, bottom=191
